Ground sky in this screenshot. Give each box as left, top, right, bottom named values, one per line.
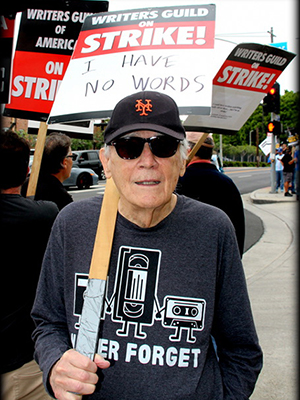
left=107, top=0, right=299, bottom=94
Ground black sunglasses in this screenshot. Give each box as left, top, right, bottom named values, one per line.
left=109, top=136, right=180, bottom=160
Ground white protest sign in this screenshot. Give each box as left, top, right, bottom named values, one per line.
left=184, top=43, right=296, bottom=135
left=48, top=4, right=216, bottom=124
left=259, top=134, right=272, bottom=156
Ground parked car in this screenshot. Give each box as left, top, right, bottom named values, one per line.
left=72, top=150, right=106, bottom=180
left=63, top=165, right=99, bottom=189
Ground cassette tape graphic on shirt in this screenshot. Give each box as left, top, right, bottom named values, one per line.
left=162, top=296, right=206, bottom=343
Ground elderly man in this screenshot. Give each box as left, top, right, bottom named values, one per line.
left=32, top=91, right=262, bottom=400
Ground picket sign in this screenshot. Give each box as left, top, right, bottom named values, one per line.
left=26, top=121, right=48, bottom=197
left=47, top=4, right=216, bottom=124
left=4, top=2, right=108, bottom=122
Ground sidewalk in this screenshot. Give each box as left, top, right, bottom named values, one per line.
left=242, top=187, right=298, bottom=399
left=250, top=186, right=298, bottom=204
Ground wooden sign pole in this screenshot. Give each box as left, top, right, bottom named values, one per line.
left=26, top=121, right=48, bottom=198
left=75, top=178, right=119, bottom=361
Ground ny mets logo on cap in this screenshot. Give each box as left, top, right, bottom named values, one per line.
left=135, top=99, right=152, bottom=116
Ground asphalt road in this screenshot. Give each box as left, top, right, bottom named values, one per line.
left=223, top=167, right=270, bottom=252
left=224, top=167, right=270, bottom=252
left=222, top=166, right=271, bottom=195
left=69, top=167, right=271, bottom=253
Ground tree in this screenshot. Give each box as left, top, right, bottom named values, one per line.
left=278, top=90, right=299, bottom=141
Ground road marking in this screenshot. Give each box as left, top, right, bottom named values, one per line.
left=225, top=168, right=269, bottom=175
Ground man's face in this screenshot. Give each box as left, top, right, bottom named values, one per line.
left=63, top=147, right=73, bottom=180
left=100, top=130, right=186, bottom=219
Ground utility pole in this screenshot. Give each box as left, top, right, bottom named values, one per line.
left=267, top=27, right=276, bottom=43
left=219, top=134, right=223, bottom=167
left=256, top=127, right=260, bottom=168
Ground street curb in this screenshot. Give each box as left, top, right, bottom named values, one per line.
left=250, top=187, right=297, bottom=204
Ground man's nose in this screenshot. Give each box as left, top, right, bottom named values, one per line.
left=139, top=142, right=157, bottom=166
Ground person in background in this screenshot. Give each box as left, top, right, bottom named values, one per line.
left=31, top=91, right=262, bottom=400
left=211, top=151, right=224, bottom=172
left=275, top=147, right=284, bottom=193
left=291, top=146, right=297, bottom=194
left=22, top=132, right=73, bottom=210
left=176, top=132, right=245, bottom=257
left=281, top=145, right=296, bottom=197
left=294, top=145, right=299, bottom=200
left=282, top=142, right=288, bottom=153
left=0, top=130, right=59, bottom=400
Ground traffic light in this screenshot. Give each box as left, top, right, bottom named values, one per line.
left=267, top=120, right=281, bottom=135
left=263, top=82, right=280, bottom=114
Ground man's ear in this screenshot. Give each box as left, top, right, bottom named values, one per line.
left=60, top=158, right=67, bottom=169
left=179, top=165, right=186, bottom=177
left=99, top=148, right=112, bottom=179
left=179, top=157, right=186, bottom=177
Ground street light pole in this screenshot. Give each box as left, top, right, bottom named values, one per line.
left=250, top=130, right=253, bottom=146
left=219, top=134, right=223, bottom=167
left=256, top=127, right=260, bottom=168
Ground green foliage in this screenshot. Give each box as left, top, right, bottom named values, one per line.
left=70, top=122, right=106, bottom=150
left=70, top=125, right=105, bottom=150
left=223, top=161, right=269, bottom=167
left=279, top=90, right=299, bottom=138
left=69, top=138, right=90, bottom=150
left=18, top=131, right=37, bottom=148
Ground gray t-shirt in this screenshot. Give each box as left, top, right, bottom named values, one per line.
left=32, top=194, right=262, bottom=399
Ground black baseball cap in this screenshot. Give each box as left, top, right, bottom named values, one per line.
left=104, top=91, right=186, bottom=144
